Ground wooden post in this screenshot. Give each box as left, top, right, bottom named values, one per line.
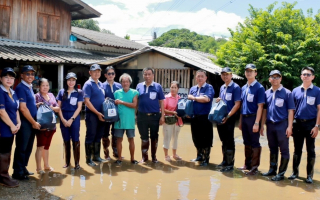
left=161, top=69, right=165, bottom=87
left=187, top=69, right=190, bottom=89
left=178, top=70, right=180, bottom=84
left=155, top=69, right=158, bottom=83
left=58, top=64, right=64, bottom=91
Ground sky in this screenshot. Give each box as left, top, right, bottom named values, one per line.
left=82, top=0, right=320, bottom=44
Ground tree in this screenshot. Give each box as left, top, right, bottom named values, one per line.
left=101, top=29, right=115, bottom=35
left=71, top=19, right=101, bottom=32
left=216, top=2, right=320, bottom=89
left=124, top=34, right=130, bottom=40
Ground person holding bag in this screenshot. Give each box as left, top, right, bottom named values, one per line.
left=0, top=68, right=20, bottom=187
left=57, top=72, right=83, bottom=170
left=163, top=81, right=183, bottom=161
left=34, top=78, right=60, bottom=174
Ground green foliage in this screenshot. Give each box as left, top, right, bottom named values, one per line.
left=71, top=19, right=101, bottom=32
left=216, top=2, right=320, bottom=89
left=101, top=29, right=115, bottom=35
left=124, top=34, right=130, bottom=40
left=148, top=29, right=227, bottom=53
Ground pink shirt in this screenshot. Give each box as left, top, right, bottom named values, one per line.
left=164, top=93, right=183, bottom=125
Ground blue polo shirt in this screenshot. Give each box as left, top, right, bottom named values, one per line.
left=219, top=81, right=241, bottom=112
left=56, top=89, right=84, bottom=112
left=136, top=82, right=165, bottom=113
left=0, top=85, right=19, bottom=137
left=265, top=85, right=295, bottom=122
left=189, top=83, right=215, bottom=115
left=241, top=80, right=265, bottom=115
left=15, top=80, right=37, bottom=119
left=83, top=78, right=105, bottom=113
left=292, top=84, right=320, bottom=120
left=103, top=81, right=122, bottom=100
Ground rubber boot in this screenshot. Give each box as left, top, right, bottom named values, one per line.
left=0, top=153, right=19, bottom=188
left=63, top=141, right=71, bottom=168
left=151, top=139, right=158, bottom=163
left=190, top=148, right=203, bottom=162
left=112, top=136, right=119, bottom=158
left=305, top=157, right=315, bottom=184
left=220, top=150, right=234, bottom=172
left=271, top=157, right=289, bottom=181
left=262, top=154, right=278, bottom=176
left=92, top=142, right=106, bottom=162
left=288, top=154, right=301, bottom=180
left=238, top=145, right=252, bottom=170
left=102, top=137, right=111, bottom=160
left=200, top=147, right=211, bottom=166
left=85, top=143, right=96, bottom=166
left=140, top=140, right=149, bottom=163
left=246, top=147, right=261, bottom=175
left=73, top=141, right=81, bottom=170
left=217, top=146, right=226, bottom=167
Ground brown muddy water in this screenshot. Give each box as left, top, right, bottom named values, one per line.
left=1, top=120, right=320, bottom=200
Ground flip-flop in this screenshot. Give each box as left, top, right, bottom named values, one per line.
left=114, top=160, right=122, bottom=165
left=165, top=155, right=171, bottom=161
left=131, top=160, right=139, bottom=164
left=173, top=155, right=182, bottom=160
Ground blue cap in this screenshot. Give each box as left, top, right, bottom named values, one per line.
left=221, top=67, right=232, bottom=73
left=1, top=67, right=16, bottom=78
left=90, top=64, right=101, bottom=71
left=245, top=64, right=257, bottom=70
left=269, top=70, right=282, bottom=76
left=65, top=72, right=77, bottom=80
left=22, top=65, right=36, bottom=73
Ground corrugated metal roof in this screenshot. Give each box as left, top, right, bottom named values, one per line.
left=98, top=47, right=243, bottom=79
left=0, top=39, right=112, bottom=64
left=71, top=27, right=146, bottom=50
left=60, top=0, right=101, bottom=20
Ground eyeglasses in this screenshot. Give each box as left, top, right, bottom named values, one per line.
left=302, top=73, right=312, bottom=77
left=24, top=72, right=35, bottom=76
left=107, top=72, right=115, bottom=76
left=270, top=76, right=281, bottom=80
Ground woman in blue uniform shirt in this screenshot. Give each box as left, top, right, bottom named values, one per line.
left=57, top=72, right=83, bottom=170
left=0, top=67, right=20, bottom=188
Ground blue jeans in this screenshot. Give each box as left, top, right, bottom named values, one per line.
left=114, top=129, right=135, bottom=138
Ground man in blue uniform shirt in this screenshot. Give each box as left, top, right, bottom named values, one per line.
left=288, top=66, right=320, bottom=184
left=238, top=64, right=265, bottom=175
left=188, top=69, right=215, bottom=166
left=83, top=64, right=106, bottom=166
left=136, top=68, right=165, bottom=163
left=216, top=67, right=241, bottom=171
left=260, top=70, right=295, bottom=181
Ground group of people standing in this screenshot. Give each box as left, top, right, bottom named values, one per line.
left=0, top=63, right=318, bottom=188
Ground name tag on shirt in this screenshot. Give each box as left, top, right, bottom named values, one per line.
left=70, top=97, right=77, bottom=106
left=247, top=94, right=254, bottom=102
left=150, top=92, right=157, bottom=100
left=108, top=108, right=117, bottom=117
left=226, top=93, right=232, bottom=101
left=275, top=98, right=284, bottom=107
left=307, top=96, right=315, bottom=105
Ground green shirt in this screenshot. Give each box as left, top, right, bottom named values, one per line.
left=114, top=89, right=139, bottom=129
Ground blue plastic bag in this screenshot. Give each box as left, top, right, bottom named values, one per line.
left=185, top=99, right=194, bottom=118
left=177, top=98, right=188, bottom=117
left=37, top=104, right=56, bottom=131
left=102, top=98, right=119, bottom=122
left=208, top=100, right=228, bottom=123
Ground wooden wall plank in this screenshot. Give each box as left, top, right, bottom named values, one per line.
left=187, top=69, right=190, bottom=88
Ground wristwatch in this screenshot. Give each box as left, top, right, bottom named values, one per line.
left=71, top=117, right=75, bottom=121
left=254, top=122, right=259, bottom=126
left=315, top=124, right=320, bottom=128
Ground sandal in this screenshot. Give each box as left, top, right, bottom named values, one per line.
left=44, top=167, right=54, bottom=172
left=114, top=160, right=122, bottom=165
left=173, top=155, right=182, bottom=160
left=165, top=155, right=171, bottom=161
left=131, top=160, right=139, bottom=164
left=37, top=169, right=45, bottom=175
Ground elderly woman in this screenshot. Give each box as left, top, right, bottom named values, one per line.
left=0, top=68, right=20, bottom=187
left=35, top=78, right=60, bottom=174
left=57, top=72, right=83, bottom=170
left=163, top=81, right=183, bottom=161
left=114, top=73, right=139, bottom=164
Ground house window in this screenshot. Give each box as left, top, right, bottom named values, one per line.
left=0, top=6, right=11, bottom=37
left=37, top=13, right=60, bottom=43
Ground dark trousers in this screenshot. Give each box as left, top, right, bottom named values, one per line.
left=266, top=120, right=289, bottom=159
left=85, top=112, right=106, bottom=143
left=292, top=119, right=316, bottom=158
left=242, top=115, right=260, bottom=148
left=103, top=122, right=114, bottom=138
left=217, top=115, right=236, bottom=151
left=190, top=114, right=213, bottom=148
left=60, top=111, right=81, bottom=142
left=0, top=137, right=14, bottom=154
left=13, top=117, right=36, bottom=175
left=137, top=112, right=160, bottom=140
